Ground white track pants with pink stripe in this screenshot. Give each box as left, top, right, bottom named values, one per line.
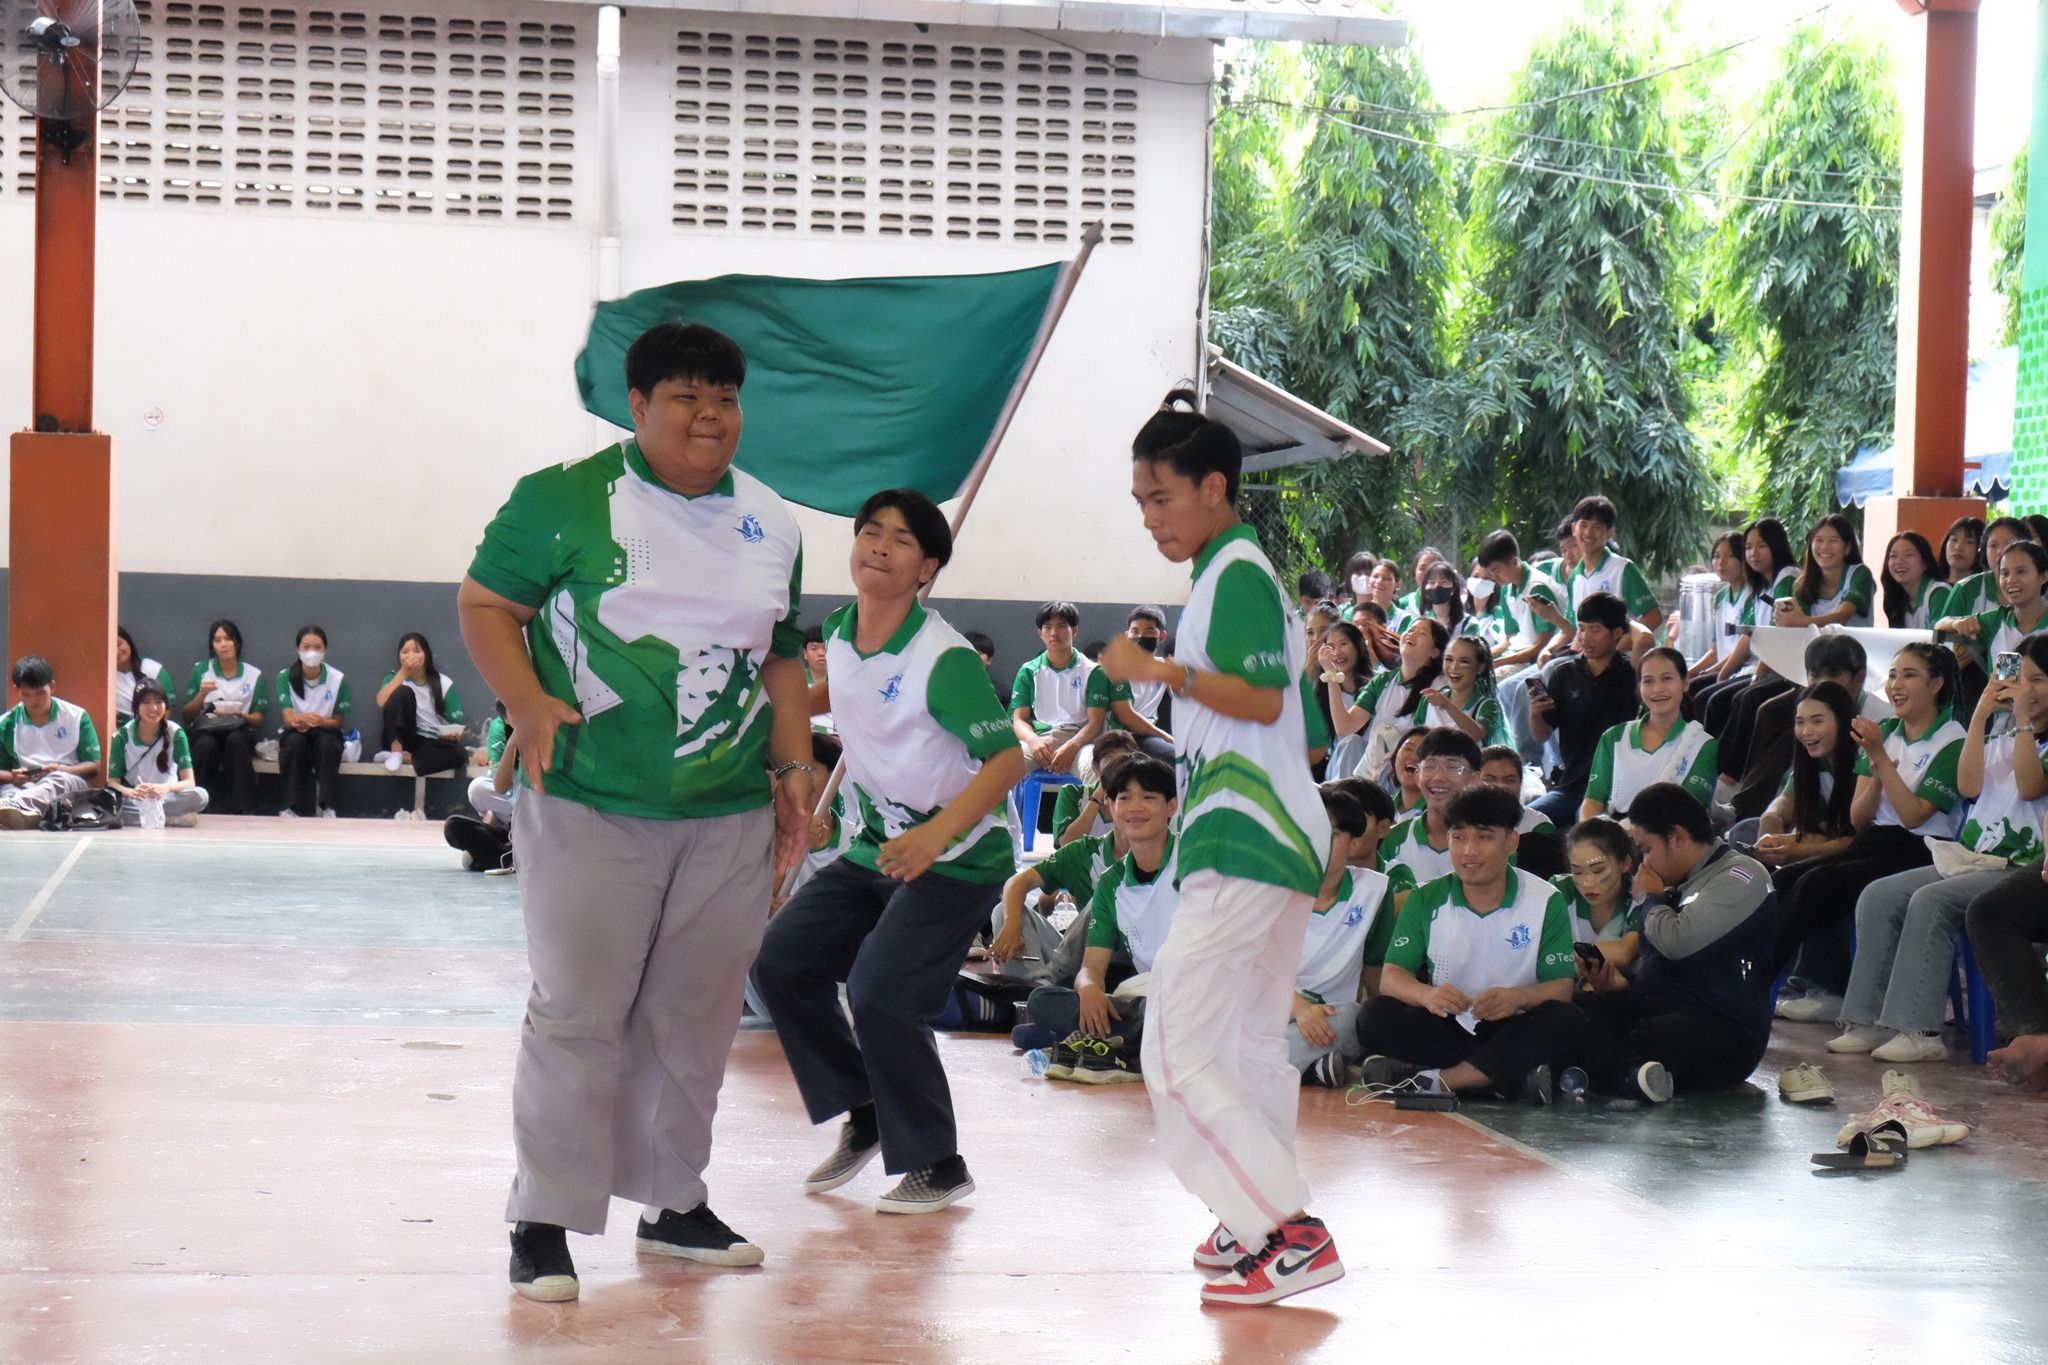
left=1140, top=869, right=1314, bottom=1245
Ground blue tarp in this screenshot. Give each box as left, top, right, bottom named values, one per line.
left=1836, top=345, right=2016, bottom=506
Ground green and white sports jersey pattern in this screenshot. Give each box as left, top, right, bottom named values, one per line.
left=1958, top=734, right=2048, bottom=863
left=115, top=659, right=174, bottom=719
left=1084, top=666, right=1133, bottom=725
left=1942, top=570, right=1995, bottom=621
left=469, top=441, right=804, bottom=820
left=1172, top=525, right=1330, bottom=897
left=1422, top=691, right=1508, bottom=748
left=1895, top=577, right=1939, bottom=630
left=188, top=660, right=265, bottom=716
left=0, top=699, right=101, bottom=768
left=1798, top=564, right=1876, bottom=627
left=1296, top=867, right=1391, bottom=1004
left=1567, top=550, right=1657, bottom=621
left=1013, top=652, right=1093, bottom=731
left=109, top=719, right=193, bottom=783
left=1034, top=831, right=1113, bottom=912
left=1550, top=875, right=1643, bottom=945
left=825, top=600, right=1020, bottom=884
left=382, top=672, right=464, bottom=732
left=1854, top=712, right=1968, bottom=838
left=1384, top=869, right=1575, bottom=1023
left=1584, top=718, right=1718, bottom=814
left=1086, top=838, right=1180, bottom=973
left=1711, top=585, right=1755, bottom=664
left=1379, top=815, right=1451, bottom=889
left=1968, top=606, right=2048, bottom=663
left=1497, top=564, right=1570, bottom=649
left=275, top=666, right=350, bottom=719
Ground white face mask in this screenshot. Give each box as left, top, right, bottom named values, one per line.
left=1466, top=576, right=1496, bottom=602
left=1351, top=573, right=1373, bottom=595
left=299, top=648, right=325, bottom=669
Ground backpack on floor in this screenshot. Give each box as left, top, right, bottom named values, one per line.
left=41, top=788, right=122, bottom=833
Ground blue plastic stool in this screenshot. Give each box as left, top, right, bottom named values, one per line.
left=1954, top=933, right=1997, bottom=1065
left=1013, top=770, right=1081, bottom=853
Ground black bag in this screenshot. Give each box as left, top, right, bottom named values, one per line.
left=40, top=788, right=123, bottom=832
left=189, top=711, right=247, bottom=736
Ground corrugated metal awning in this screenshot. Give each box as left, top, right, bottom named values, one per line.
left=1205, top=346, right=1390, bottom=474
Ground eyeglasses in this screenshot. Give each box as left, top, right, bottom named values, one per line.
left=1417, top=759, right=1469, bottom=776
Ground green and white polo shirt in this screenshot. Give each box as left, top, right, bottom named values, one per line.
left=1036, top=831, right=1115, bottom=913
left=1854, top=711, right=1968, bottom=838
left=1384, top=868, right=1575, bottom=1012
left=1496, top=563, right=1570, bottom=650
left=1359, top=859, right=1420, bottom=966
left=1795, top=563, right=1876, bottom=628
left=187, top=659, right=265, bottom=716
left=381, top=671, right=464, bottom=733
left=1941, top=569, right=1995, bottom=621
left=1172, top=524, right=1330, bottom=897
left=1296, top=867, right=1394, bottom=1004
left=109, top=718, right=192, bottom=783
left=484, top=715, right=509, bottom=765
left=1379, top=813, right=1453, bottom=889
left=115, top=658, right=175, bottom=723
left=1550, top=875, right=1643, bottom=945
left=1893, top=577, right=1940, bottom=631
left=825, top=599, right=1019, bottom=884
left=274, top=665, right=351, bottom=720
left=1567, top=549, right=1658, bottom=622
left=1584, top=717, right=1718, bottom=815
left=1711, top=584, right=1756, bottom=666
left=1957, top=733, right=2048, bottom=863
left=1086, top=836, right=1179, bottom=973
left=0, top=698, right=101, bottom=768
left=1421, top=689, right=1508, bottom=749
left=1014, top=650, right=1093, bottom=732
left=1353, top=667, right=1425, bottom=776
left=1965, top=604, right=2048, bottom=663
left=468, top=440, right=804, bottom=820
left=1083, top=667, right=1140, bottom=733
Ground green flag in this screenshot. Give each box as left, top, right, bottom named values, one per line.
left=575, top=265, right=1063, bottom=517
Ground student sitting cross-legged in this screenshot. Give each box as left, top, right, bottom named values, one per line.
left=0, top=655, right=104, bottom=830
left=1022, top=756, right=1179, bottom=1085
left=1556, top=817, right=1644, bottom=968
left=1579, top=647, right=1717, bottom=823
left=1353, top=784, right=1587, bottom=1105
left=989, top=745, right=1137, bottom=994
left=107, top=682, right=208, bottom=826
left=1379, top=728, right=1493, bottom=890
left=1295, top=785, right=1401, bottom=1088
left=1573, top=783, right=1778, bottom=1099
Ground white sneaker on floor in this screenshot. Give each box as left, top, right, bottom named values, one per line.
left=1881, top=1069, right=1927, bottom=1100
left=1871, top=1032, right=1948, bottom=1064
left=1778, top=1063, right=1835, bottom=1103
left=0, top=803, right=40, bottom=831
left=319, top=807, right=338, bottom=819
left=1775, top=993, right=1844, bottom=1023
left=1826, top=1025, right=1890, bottom=1054
left=277, top=808, right=298, bottom=819
left=1841, top=1094, right=1968, bottom=1148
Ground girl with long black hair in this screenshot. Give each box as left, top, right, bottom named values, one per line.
left=107, top=682, right=209, bottom=826
left=274, top=625, right=351, bottom=818
left=375, top=632, right=468, bottom=781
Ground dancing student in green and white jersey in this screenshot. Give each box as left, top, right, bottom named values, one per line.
left=375, top=633, right=467, bottom=777
left=1353, top=784, right=1587, bottom=1105
left=1771, top=642, right=1967, bottom=1022
left=1093, top=389, right=1342, bottom=1309
left=1935, top=540, right=2048, bottom=680
left=1771, top=514, right=1875, bottom=630
left=1561, top=495, right=1663, bottom=636
left=751, top=489, right=1026, bottom=1218
left=114, top=626, right=175, bottom=728
left=273, top=625, right=351, bottom=819
left=1010, top=601, right=1094, bottom=775
left=107, top=682, right=208, bottom=827
left=1580, top=648, right=1717, bottom=822
left=1879, top=531, right=1943, bottom=630
left=1420, top=636, right=1509, bottom=749
left=184, top=619, right=266, bottom=815
left=0, top=655, right=102, bottom=830
left=1334, top=618, right=1446, bottom=783
left=1082, top=608, right=1176, bottom=763
left=1293, top=786, right=1402, bottom=1089
left=1831, top=633, right=2048, bottom=1065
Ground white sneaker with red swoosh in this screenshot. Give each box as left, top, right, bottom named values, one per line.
left=1198, top=1215, right=1343, bottom=1306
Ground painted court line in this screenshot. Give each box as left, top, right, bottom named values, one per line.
left=6, top=838, right=93, bottom=942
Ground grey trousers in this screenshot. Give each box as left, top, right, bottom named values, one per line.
left=1286, top=1000, right=1364, bottom=1073
left=0, top=771, right=88, bottom=814
left=467, top=776, right=517, bottom=822
left=1842, top=866, right=2005, bottom=1036
left=505, top=789, right=774, bottom=1233
left=117, top=788, right=210, bottom=825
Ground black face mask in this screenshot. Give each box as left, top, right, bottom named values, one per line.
left=1423, top=585, right=1458, bottom=607
left=1133, top=634, right=1162, bottom=654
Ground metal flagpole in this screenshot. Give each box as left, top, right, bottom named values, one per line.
left=777, top=222, right=1106, bottom=900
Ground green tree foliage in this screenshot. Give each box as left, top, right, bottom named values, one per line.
left=1707, top=20, right=1901, bottom=534
left=1411, top=0, right=1714, bottom=575
left=1992, top=138, right=2029, bottom=349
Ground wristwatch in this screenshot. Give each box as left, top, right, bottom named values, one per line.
left=1171, top=664, right=1198, bottom=699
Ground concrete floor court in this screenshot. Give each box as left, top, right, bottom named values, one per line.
left=2, top=817, right=2045, bottom=1364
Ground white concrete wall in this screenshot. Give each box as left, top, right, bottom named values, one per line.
left=0, top=3, right=1213, bottom=609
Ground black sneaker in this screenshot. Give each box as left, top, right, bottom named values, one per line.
left=509, top=1221, right=578, bottom=1302
left=1518, top=1065, right=1555, bottom=1107
left=635, top=1203, right=765, bottom=1266
left=875, top=1156, right=974, bottom=1215
left=1358, top=1054, right=1421, bottom=1089
left=1069, top=1036, right=1142, bottom=1085
left=1302, top=1053, right=1356, bottom=1090
left=803, top=1115, right=882, bottom=1194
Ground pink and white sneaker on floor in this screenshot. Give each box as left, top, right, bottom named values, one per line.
left=1193, top=1223, right=1246, bottom=1270
left=1198, top=1215, right=1343, bottom=1307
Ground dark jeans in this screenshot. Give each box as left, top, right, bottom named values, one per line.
left=1026, top=984, right=1147, bottom=1046
left=189, top=722, right=257, bottom=814
left=380, top=687, right=466, bottom=776
left=1529, top=784, right=1585, bottom=830
left=1728, top=687, right=1800, bottom=821
left=751, top=855, right=1001, bottom=1174
left=1691, top=675, right=1748, bottom=734
left=1965, top=861, right=2048, bottom=1038
left=1575, top=991, right=1762, bottom=1094
left=1715, top=673, right=1795, bottom=780
left=1355, top=996, right=1589, bottom=1093
left=1771, top=823, right=1931, bottom=993
left=278, top=726, right=344, bottom=814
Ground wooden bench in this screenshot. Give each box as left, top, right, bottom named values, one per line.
left=251, top=758, right=467, bottom=816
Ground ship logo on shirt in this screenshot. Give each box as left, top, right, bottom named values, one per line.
left=736, top=514, right=766, bottom=544
left=1507, top=923, right=1532, bottom=949
left=879, top=673, right=904, bottom=704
